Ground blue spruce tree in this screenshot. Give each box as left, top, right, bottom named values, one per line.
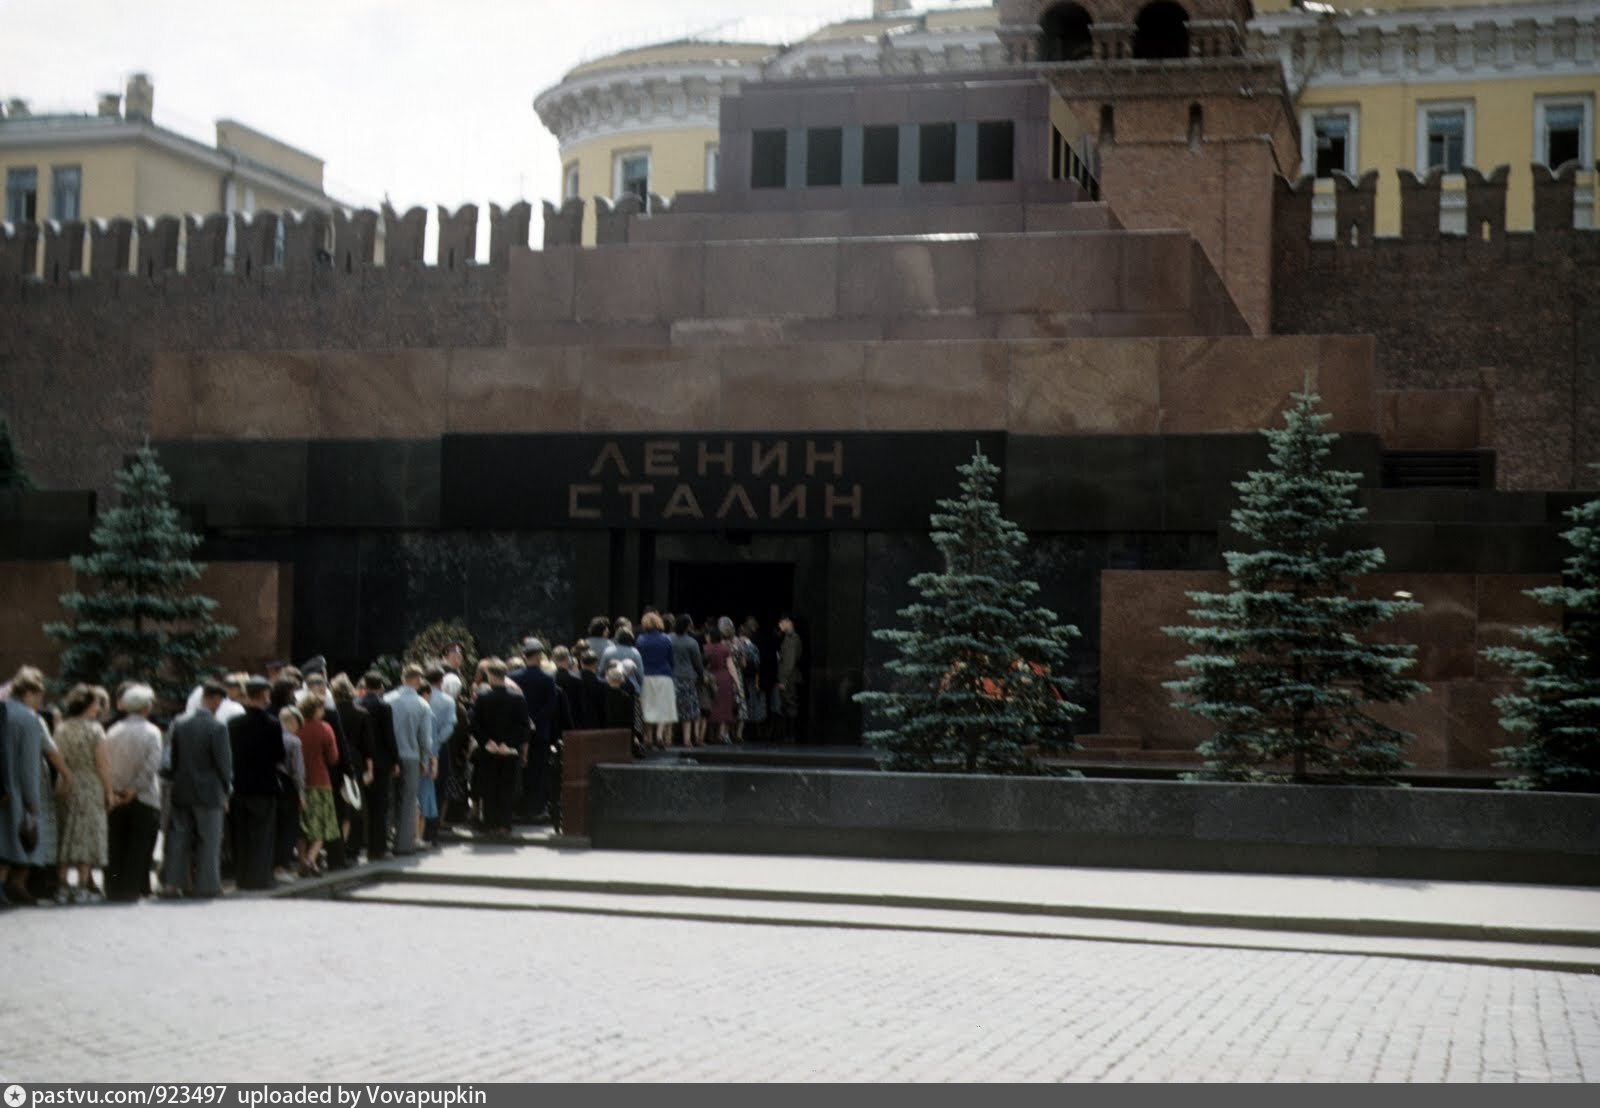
left=1482, top=473, right=1600, bottom=791
left=1164, top=392, right=1426, bottom=782
left=856, top=448, right=1083, bottom=774
left=46, top=443, right=235, bottom=704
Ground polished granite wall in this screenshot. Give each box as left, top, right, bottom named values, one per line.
left=149, top=335, right=1378, bottom=443
left=1098, top=569, right=1564, bottom=772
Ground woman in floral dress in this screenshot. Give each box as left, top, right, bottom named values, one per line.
left=54, top=685, right=114, bottom=903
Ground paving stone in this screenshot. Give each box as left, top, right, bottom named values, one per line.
left=1, top=891, right=1598, bottom=1082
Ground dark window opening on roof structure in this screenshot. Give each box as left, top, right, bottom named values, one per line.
left=919, top=123, right=957, bottom=184
left=751, top=129, right=788, bottom=189
left=806, top=128, right=843, bottom=187
left=976, top=121, right=1015, bottom=181
left=862, top=125, right=899, bottom=185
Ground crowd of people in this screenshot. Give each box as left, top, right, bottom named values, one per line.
left=0, top=609, right=804, bottom=908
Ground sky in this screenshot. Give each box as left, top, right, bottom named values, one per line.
left=0, top=0, right=953, bottom=235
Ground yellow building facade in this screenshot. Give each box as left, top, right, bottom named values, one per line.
left=535, top=5, right=1007, bottom=244
left=1251, top=0, right=1599, bottom=235
left=1, top=74, right=335, bottom=272
left=536, top=1, right=1596, bottom=241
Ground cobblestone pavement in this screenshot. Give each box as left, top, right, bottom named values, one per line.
left=3, top=896, right=1598, bottom=1082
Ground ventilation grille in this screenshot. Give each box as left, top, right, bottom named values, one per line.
left=1380, top=451, right=1492, bottom=489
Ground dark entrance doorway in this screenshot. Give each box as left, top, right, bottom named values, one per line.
left=667, top=560, right=794, bottom=637
left=667, top=559, right=801, bottom=740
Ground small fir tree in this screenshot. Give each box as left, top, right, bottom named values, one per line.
left=46, top=443, right=235, bottom=704
left=0, top=412, right=35, bottom=490
left=1482, top=474, right=1600, bottom=791
left=1164, top=392, right=1427, bottom=782
left=405, top=619, right=479, bottom=677
left=856, top=448, right=1083, bottom=774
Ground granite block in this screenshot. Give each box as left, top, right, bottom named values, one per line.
left=1381, top=388, right=1482, bottom=449
left=445, top=347, right=584, bottom=433
left=1158, top=336, right=1321, bottom=434
left=156, top=440, right=309, bottom=529
left=507, top=244, right=577, bottom=323
left=1368, top=686, right=1449, bottom=770
left=723, top=769, right=832, bottom=824
left=863, top=342, right=1008, bottom=431
left=578, top=346, right=721, bottom=432
left=837, top=238, right=977, bottom=317
left=318, top=351, right=450, bottom=439
left=1004, top=435, right=1164, bottom=532
left=1362, top=573, right=1476, bottom=682
left=1120, top=232, right=1194, bottom=314
left=992, top=312, right=1095, bottom=340
left=1475, top=573, right=1561, bottom=678
left=1161, top=435, right=1267, bottom=531
left=976, top=233, right=1121, bottom=315
left=190, top=351, right=321, bottom=439
left=704, top=241, right=839, bottom=319
left=198, top=562, right=292, bottom=671
left=718, top=344, right=866, bottom=431
left=306, top=439, right=440, bottom=529
left=1008, top=339, right=1161, bottom=435
left=0, top=560, right=75, bottom=679
left=1194, top=783, right=1358, bottom=846
left=1446, top=679, right=1514, bottom=771
left=574, top=243, right=705, bottom=324
left=1352, top=522, right=1439, bottom=575
left=1315, top=335, right=1379, bottom=434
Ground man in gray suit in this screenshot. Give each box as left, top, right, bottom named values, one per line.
left=162, top=681, right=234, bottom=898
left=383, top=664, right=433, bottom=857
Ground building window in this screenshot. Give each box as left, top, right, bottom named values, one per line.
left=806, top=128, right=843, bottom=188
left=50, top=166, right=81, bottom=221
left=976, top=121, right=1015, bottom=182
left=1039, top=3, right=1094, bottom=62
left=862, top=125, right=899, bottom=186
left=919, top=123, right=957, bottom=184
left=1133, top=2, right=1189, bottom=61
left=751, top=129, right=787, bottom=189
left=704, top=145, right=719, bottom=191
left=1418, top=102, right=1472, bottom=175
left=614, top=152, right=649, bottom=205
left=6, top=167, right=38, bottom=222
left=1536, top=96, right=1592, bottom=170
left=563, top=163, right=580, bottom=200
left=1302, top=108, right=1357, bottom=179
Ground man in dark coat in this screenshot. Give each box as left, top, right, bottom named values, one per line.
left=578, top=652, right=609, bottom=732
left=508, top=640, right=559, bottom=822
left=469, top=660, right=530, bottom=834
left=163, top=682, right=233, bottom=897
left=226, top=677, right=283, bottom=890
left=331, top=675, right=374, bottom=864
left=552, top=646, right=588, bottom=730
left=358, top=672, right=400, bottom=861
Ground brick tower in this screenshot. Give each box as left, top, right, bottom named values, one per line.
left=998, top=1, right=1299, bottom=335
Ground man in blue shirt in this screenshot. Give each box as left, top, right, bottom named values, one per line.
left=383, top=664, right=433, bottom=856
left=424, top=665, right=456, bottom=842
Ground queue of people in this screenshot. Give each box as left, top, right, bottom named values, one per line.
left=0, top=608, right=806, bottom=907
